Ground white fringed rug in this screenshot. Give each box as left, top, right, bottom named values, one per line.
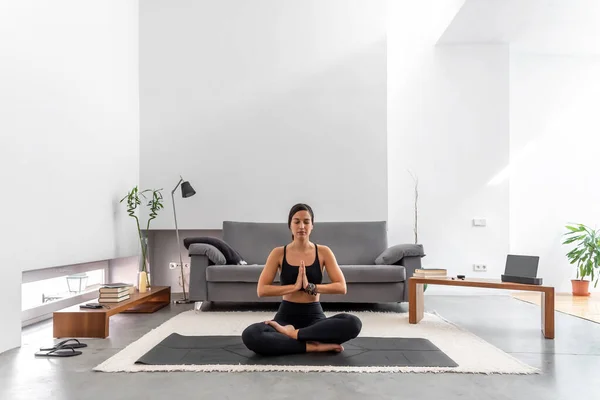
left=93, top=310, right=539, bottom=374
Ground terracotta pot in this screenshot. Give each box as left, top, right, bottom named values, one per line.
left=571, top=279, right=590, bottom=296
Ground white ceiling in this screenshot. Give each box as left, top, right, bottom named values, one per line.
left=437, top=0, right=600, bottom=55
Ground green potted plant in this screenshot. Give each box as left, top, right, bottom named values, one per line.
left=562, top=223, right=600, bottom=296
left=121, top=186, right=164, bottom=292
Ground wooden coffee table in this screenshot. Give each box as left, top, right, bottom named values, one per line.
left=53, top=286, right=171, bottom=338
left=408, top=277, right=555, bottom=339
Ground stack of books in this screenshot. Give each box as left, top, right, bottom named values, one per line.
left=413, top=268, right=447, bottom=278
left=98, top=283, right=133, bottom=303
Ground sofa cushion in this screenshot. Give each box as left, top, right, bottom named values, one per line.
left=188, top=244, right=227, bottom=265
left=328, top=265, right=406, bottom=283
left=222, top=221, right=388, bottom=265
left=206, top=264, right=405, bottom=284
left=375, top=244, right=425, bottom=265
left=184, top=236, right=246, bottom=265
left=206, top=265, right=277, bottom=283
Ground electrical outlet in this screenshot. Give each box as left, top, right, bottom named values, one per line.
left=169, top=262, right=190, bottom=269
left=473, top=264, right=487, bottom=272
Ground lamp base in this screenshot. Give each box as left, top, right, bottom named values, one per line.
left=173, top=298, right=195, bottom=305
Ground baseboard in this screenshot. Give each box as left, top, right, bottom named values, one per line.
left=22, top=313, right=53, bottom=327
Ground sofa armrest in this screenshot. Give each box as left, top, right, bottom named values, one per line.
left=188, top=254, right=210, bottom=301
left=397, top=256, right=422, bottom=279
left=397, top=256, right=423, bottom=303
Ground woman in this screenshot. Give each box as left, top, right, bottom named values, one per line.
left=241, top=203, right=362, bottom=355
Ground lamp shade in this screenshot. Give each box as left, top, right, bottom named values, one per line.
left=181, top=181, right=196, bottom=198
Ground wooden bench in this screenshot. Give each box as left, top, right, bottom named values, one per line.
left=408, top=277, right=555, bottom=339
left=53, top=286, right=171, bottom=338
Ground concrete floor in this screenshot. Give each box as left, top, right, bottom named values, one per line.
left=1, top=295, right=599, bottom=400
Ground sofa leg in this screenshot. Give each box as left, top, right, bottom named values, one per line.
left=398, top=301, right=408, bottom=312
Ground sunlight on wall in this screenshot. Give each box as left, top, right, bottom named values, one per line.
left=487, top=141, right=536, bottom=186
left=21, top=269, right=105, bottom=311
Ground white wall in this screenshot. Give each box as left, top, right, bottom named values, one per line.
left=0, top=0, right=140, bottom=354
left=139, top=0, right=388, bottom=229
left=147, top=229, right=222, bottom=294
left=509, top=52, right=600, bottom=292
left=387, top=1, right=510, bottom=293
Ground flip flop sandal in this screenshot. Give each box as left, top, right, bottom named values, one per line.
left=35, top=346, right=82, bottom=357
left=39, top=338, right=88, bottom=351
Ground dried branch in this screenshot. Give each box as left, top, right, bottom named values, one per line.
left=408, top=169, right=419, bottom=244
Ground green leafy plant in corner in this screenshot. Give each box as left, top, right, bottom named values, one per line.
left=120, top=186, right=164, bottom=274
left=562, top=223, right=600, bottom=288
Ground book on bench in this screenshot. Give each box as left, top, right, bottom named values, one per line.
left=99, top=294, right=130, bottom=303
left=413, top=268, right=447, bottom=277
left=98, top=284, right=133, bottom=303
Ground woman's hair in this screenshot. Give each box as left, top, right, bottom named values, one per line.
left=288, top=203, right=314, bottom=239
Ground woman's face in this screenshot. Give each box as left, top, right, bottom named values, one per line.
left=291, top=210, right=313, bottom=239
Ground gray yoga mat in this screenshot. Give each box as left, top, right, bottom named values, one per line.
left=135, top=333, right=458, bottom=367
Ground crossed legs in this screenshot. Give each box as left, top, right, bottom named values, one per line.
left=242, top=312, right=362, bottom=356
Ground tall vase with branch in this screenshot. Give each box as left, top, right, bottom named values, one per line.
left=143, top=188, right=164, bottom=283
left=408, top=169, right=426, bottom=291
left=121, top=186, right=164, bottom=292
left=408, top=169, right=419, bottom=244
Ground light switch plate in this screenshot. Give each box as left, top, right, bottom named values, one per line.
left=472, top=218, right=487, bottom=227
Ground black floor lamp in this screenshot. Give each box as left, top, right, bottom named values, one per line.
left=172, top=176, right=196, bottom=304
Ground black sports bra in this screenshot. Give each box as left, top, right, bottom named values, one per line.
left=279, top=244, right=323, bottom=286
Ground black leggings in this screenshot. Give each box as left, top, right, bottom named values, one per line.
left=241, top=300, right=362, bottom=356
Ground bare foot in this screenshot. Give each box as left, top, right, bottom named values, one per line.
left=265, top=320, right=298, bottom=339
left=306, top=342, right=344, bottom=353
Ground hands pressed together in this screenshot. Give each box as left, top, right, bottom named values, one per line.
left=294, top=260, right=318, bottom=295
left=294, top=260, right=309, bottom=291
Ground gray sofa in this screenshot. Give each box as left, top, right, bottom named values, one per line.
left=188, top=221, right=424, bottom=304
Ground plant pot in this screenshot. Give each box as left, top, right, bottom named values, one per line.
left=571, top=279, right=590, bottom=296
